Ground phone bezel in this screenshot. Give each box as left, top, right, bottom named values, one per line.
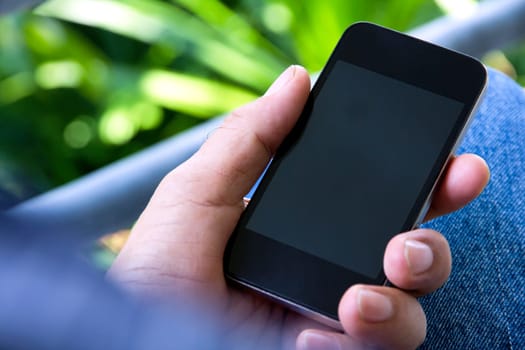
left=224, top=22, right=487, bottom=324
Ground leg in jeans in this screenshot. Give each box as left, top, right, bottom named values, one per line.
left=421, top=69, right=525, bottom=349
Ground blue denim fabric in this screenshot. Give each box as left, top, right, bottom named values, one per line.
left=420, top=69, right=525, bottom=349
left=0, top=69, right=522, bottom=350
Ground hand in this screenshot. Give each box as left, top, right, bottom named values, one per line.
left=108, top=66, right=490, bottom=349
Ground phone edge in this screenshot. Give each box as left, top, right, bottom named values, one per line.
left=411, top=65, right=489, bottom=229
left=228, top=67, right=488, bottom=331
left=228, top=276, right=345, bottom=331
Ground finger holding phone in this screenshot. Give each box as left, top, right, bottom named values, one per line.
left=109, top=23, right=489, bottom=350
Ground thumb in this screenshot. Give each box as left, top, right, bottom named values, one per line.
left=108, top=66, right=310, bottom=299
left=186, top=64, right=311, bottom=203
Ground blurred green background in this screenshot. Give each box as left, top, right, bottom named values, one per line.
left=1, top=0, right=524, bottom=206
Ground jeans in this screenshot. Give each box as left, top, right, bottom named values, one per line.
left=420, top=69, right=525, bottom=349
left=0, top=70, right=522, bottom=350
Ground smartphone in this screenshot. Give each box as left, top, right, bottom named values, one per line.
left=224, top=22, right=487, bottom=329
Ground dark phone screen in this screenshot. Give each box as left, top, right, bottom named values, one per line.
left=246, top=61, right=464, bottom=278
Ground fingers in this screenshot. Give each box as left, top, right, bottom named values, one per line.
left=339, top=285, right=425, bottom=349
left=426, top=153, right=489, bottom=221
left=173, top=65, right=311, bottom=206
left=384, top=229, right=451, bottom=295
left=149, top=64, right=310, bottom=262
left=296, top=329, right=362, bottom=350
left=297, top=285, right=426, bottom=350
left=297, top=228, right=450, bottom=350
left=244, top=153, right=489, bottom=222
left=108, top=66, right=310, bottom=299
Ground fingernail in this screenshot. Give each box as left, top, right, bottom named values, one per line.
left=265, top=65, right=296, bottom=95
left=357, top=289, right=394, bottom=322
left=404, top=239, right=434, bottom=275
left=297, top=331, right=341, bottom=350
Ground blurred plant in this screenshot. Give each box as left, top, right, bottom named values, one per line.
left=4, top=0, right=521, bottom=206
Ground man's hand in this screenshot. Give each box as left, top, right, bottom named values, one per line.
left=108, top=66, right=489, bottom=349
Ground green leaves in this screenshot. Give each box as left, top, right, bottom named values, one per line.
left=0, top=0, right=493, bottom=199
left=140, top=70, right=257, bottom=117
left=36, top=0, right=287, bottom=90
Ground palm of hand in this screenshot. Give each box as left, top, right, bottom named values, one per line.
left=108, top=66, right=489, bottom=350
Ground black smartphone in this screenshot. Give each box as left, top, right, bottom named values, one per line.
left=224, top=22, right=487, bottom=328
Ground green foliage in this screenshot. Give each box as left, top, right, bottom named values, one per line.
left=0, top=0, right=471, bottom=204
left=503, top=42, right=525, bottom=86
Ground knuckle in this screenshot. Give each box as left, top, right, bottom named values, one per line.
left=225, top=110, right=272, bottom=157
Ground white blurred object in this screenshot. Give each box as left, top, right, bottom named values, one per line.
left=435, top=0, right=478, bottom=19
left=411, top=0, right=525, bottom=57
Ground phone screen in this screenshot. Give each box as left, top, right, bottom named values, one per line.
left=225, top=22, right=486, bottom=323
left=246, top=61, right=464, bottom=279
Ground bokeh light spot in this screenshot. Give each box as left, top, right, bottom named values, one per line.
left=435, top=0, right=478, bottom=19
left=64, top=118, right=92, bottom=148
left=140, top=70, right=257, bottom=117
left=0, top=72, right=35, bottom=105
left=35, top=60, right=84, bottom=89
left=130, top=101, right=163, bottom=131
left=99, top=108, right=136, bottom=145
left=262, top=3, right=292, bottom=33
